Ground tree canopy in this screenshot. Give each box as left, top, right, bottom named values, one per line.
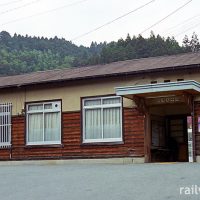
left=0, top=31, right=198, bottom=76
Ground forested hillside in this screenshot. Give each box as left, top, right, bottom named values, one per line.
left=0, top=31, right=105, bottom=75
left=0, top=31, right=199, bottom=76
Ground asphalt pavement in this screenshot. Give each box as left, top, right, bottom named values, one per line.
left=0, top=162, right=199, bottom=200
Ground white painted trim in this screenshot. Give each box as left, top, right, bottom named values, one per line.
left=0, top=143, right=11, bottom=148
left=27, top=101, right=61, bottom=113
left=27, top=141, right=61, bottom=145
left=26, top=100, right=61, bottom=145
left=83, top=138, right=123, bottom=143
left=115, top=80, right=200, bottom=96
left=83, top=103, right=121, bottom=109
left=82, top=96, right=123, bottom=143
left=0, top=103, right=12, bottom=147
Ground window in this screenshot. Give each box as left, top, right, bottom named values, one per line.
left=82, top=96, right=122, bottom=143
left=26, top=101, right=61, bottom=145
left=0, top=103, right=12, bottom=148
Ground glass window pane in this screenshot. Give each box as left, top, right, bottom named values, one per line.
left=4, top=126, right=9, bottom=143
left=44, top=112, right=60, bottom=142
left=0, top=125, right=10, bottom=143
left=28, top=113, right=43, bottom=142
left=103, top=107, right=121, bottom=139
left=85, top=109, right=102, bottom=139
left=28, top=104, right=43, bottom=111
left=103, top=97, right=120, bottom=104
left=0, top=116, right=2, bottom=126
left=84, top=99, right=101, bottom=106
left=44, top=104, right=52, bottom=110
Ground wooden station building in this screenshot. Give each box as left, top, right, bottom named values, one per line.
left=0, top=52, right=200, bottom=163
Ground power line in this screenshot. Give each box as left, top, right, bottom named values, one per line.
left=162, top=13, right=200, bottom=35
left=174, top=21, right=200, bottom=37
left=0, top=0, right=42, bottom=16
left=0, top=0, right=24, bottom=7
left=140, top=0, right=193, bottom=35
left=70, top=0, right=156, bottom=41
left=1, top=0, right=90, bottom=26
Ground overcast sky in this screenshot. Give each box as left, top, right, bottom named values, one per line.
left=0, top=0, right=200, bottom=46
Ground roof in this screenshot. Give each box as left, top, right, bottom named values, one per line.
left=0, top=52, right=200, bottom=89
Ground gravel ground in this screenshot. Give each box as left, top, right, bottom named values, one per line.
left=0, top=162, right=200, bottom=200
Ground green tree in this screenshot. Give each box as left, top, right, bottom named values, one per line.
left=190, top=32, right=200, bottom=52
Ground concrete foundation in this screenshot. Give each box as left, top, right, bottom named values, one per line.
left=0, top=157, right=145, bottom=166
left=196, top=156, right=200, bottom=163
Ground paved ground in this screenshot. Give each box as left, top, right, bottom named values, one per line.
left=0, top=162, right=200, bottom=200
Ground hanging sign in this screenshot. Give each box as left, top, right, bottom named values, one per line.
left=187, top=116, right=193, bottom=163
left=146, top=95, right=185, bottom=105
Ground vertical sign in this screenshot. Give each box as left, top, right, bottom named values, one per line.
left=187, top=116, right=193, bottom=163
left=198, top=116, right=200, bottom=132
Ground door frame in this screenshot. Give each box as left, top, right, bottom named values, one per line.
left=144, top=113, right=195, bottom=163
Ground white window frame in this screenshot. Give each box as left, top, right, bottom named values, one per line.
left=0, top=103, right=12, bottom=148
left=82, top=96, right=123, bottom=143
left=26, top=101, right=61, bottom=145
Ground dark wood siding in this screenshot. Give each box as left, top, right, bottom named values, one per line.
left=0, top=149, right=10, bottom=160
left=0, top=108, right=145, bottom=160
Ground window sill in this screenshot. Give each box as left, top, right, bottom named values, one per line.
left=81, top=141, right=124, bottom=146
left=25, top=144, right=64, bottom=149
left=0, top=146, right=11, bottom=150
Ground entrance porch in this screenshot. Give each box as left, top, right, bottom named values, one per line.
left=116, top=80, right=200, bottom=163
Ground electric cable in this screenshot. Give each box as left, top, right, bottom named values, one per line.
left=140, top=0, right=193, bottom=35
left=70, top=0, right=156, bottom=41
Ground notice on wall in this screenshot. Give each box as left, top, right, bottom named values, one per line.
left=198, top=117, right=200, bottom=132
left=187, top=116, right=193, bottom=163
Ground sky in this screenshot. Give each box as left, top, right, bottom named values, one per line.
left=0, top=0, right=200, bottom=47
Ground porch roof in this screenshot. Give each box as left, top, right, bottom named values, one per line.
left=115, top=80, right=200, bottom=98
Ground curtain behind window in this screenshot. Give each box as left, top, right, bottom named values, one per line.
left=84, top=97, right=122, bottom=141
left=28, top=113, right=43, bottom=142
left=44, top=112, right=60, bottom=141
left=103, top=107, right=121, bottom=138
left=85, top=109, right=101, bottom=139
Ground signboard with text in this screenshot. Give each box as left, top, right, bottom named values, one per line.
left=146, top=95, right=186, bottom=106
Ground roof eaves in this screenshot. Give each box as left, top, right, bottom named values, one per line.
left=0, top=63, right=199, bottom=90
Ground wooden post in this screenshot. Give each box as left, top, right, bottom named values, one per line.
left=144, top=112, right=151, bottom=162
left=132, top=95, right=151, bottom=162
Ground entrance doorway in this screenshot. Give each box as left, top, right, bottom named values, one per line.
left=151, top=115, right=188, bottom=162
left=149, top=103, right=192, bottom=162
